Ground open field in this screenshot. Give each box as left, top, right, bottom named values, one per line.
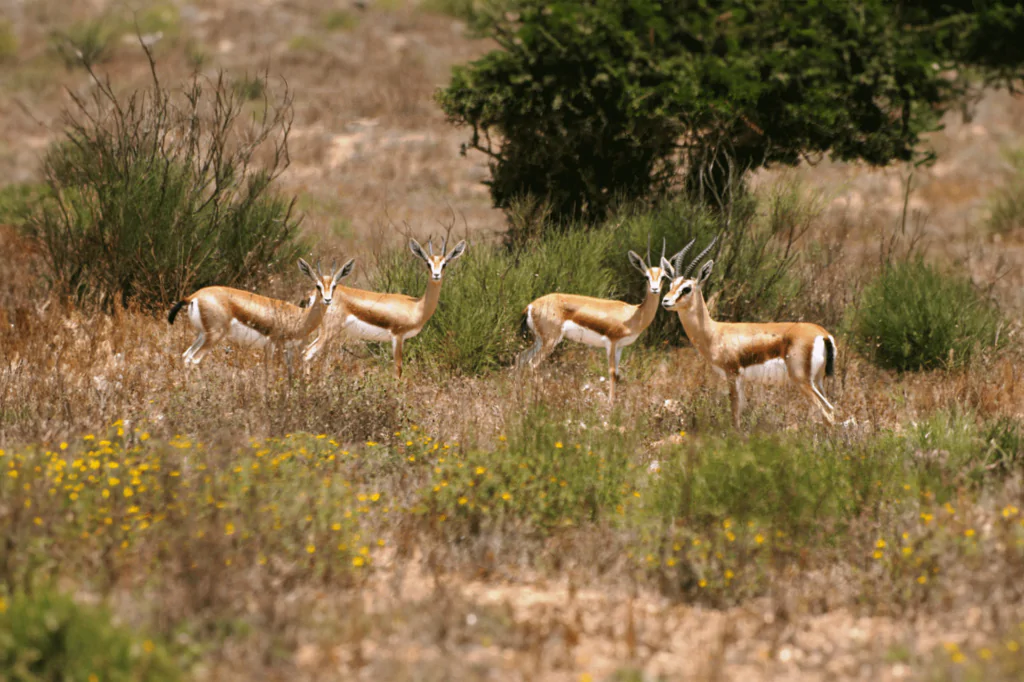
left=2, top=1, right=1024, bottom=680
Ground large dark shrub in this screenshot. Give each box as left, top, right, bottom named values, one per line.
left=439, top=0, right=1024, bottom=223
left=26, top=44, right=303, bottom=311
left=847, top=258, right=1005, bottom=372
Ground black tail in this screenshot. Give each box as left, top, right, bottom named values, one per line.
left=519, top=308, right=531, bottom=339
left=824, top=336, right=835, bottom=377
left=167, top=300, right=187, bottom=325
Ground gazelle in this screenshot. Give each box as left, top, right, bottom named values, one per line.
left=661, top=236, right=837, bottom=427
left=303, top=236, right=468, bottom=378
left=167, top=258, right=354, bottom=369
left=518, top=239, right=679, bottom=404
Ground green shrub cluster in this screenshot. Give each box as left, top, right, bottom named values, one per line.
left=25, top=51, right=304, bottom=310
left=0, top=589, right=180, bottom=682
left=370, top=193, right=802, bottom=374
left=846, top=258, right=1004, bottom=372
left=987, top=148, right=1024, bottom=235
left=419, top=406, right=641, bottom=534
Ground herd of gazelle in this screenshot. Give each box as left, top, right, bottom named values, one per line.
left=168, top=234, right=837, bottom=427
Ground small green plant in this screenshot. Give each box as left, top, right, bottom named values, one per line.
left=987, top=148, right=1024, bottom=235
left=0, top=589, right=180, bottom=682
left=0, top=19, right=18, bottom=60
left=135, top=3, right=181, bottom=42
left=232, top=73, right=266, bottom=101
left=288, top=34, right=326, bottom=53
left=26, top=48, right=303, bottom=310
left=421, top=406, right=641, bottom=534
left=0, top=183, right=50, bottom=228
left=321, top=9, right=359, bottom=31
left=50, top=17, right=121, bottom=68
left=846, top=258, right=1004, bottom=372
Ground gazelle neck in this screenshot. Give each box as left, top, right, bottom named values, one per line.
left=627, top=286, right=662, bottom=333
left=298, top=296, right=327, bottom=336
left=415, top=278, right=443, bottom=325
left=677, top=289, right=716, bottom=360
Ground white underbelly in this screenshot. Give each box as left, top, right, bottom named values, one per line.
left=562, top=320, right=609, bottom=348
left=739, top=358, right=789, bottom=384
left=228, top=319, right=271, bottom=348
left=343, top=315, right=393, bottom=342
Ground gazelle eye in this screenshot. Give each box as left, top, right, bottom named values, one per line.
left=682, top=286, right=692, bottom=295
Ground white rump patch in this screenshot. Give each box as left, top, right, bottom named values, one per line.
left=561, top=320, right=609, bottom=349
left=228, top=319, right=270, bottom=348
left=342, top=315, right=392, bottom=343
left=811, top=336, right=827, bottom=379
left=187, top=300, right=202, bottom=331
left=739, top=357, right=788, bottom=384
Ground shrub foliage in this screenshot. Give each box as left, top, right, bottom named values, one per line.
left=25, top=45, right=303, bottom=311
left=0, top=589, right=180, bottom=682
left=368, top=192, right=802, bottom=375
left=847, top=258, right=1004, bottom=372
left=439, top=0, right=1024, bottom=222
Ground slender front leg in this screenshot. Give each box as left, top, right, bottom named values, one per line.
left=606, top=341, right=618, bottom=404
left=392, top=335, right=404, bottom=379
left=728, top=376, right=745, bottom=429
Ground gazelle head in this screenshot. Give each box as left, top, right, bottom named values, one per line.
left=298, top=257, right=355, bottom=306
left=410, top=236, right=468, bottom=281
left=661, top=236, right=718, bottom=312
left=628, top=237, right=670, bottom=294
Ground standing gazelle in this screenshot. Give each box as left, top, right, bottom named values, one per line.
left=518, top=239, right=680, bottom=404
left=303, top=236, right=467, bottom=378
left=661, top=236, right=837, bottom=427
left=168, top=258, right=354, bottom=369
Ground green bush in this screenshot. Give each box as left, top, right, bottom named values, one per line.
left=371, top=226, right=617, bottom=374
left=366, top=192, right=805, bottom=374
left=50, top=17, right=122, bottom=68
left=321, top=9, right=359, bottom=31
left=26, top=50, right=304, bottom=310
left=847, top=258, right=1004, bottom=372
left=0, top=184, right=50, bottom=229
left=437, top=0, right=1015, bottom=222
left=987, top=148, right=1024, bottom=235
left=0, top=589, right=180, bottom=682
left=420, top=406, right=641, bottom=534
left=0, top=19, right=17, bottom=60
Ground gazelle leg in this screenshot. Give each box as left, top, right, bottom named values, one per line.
left=802, top=381, right=836, bottom=425
left=607, top=342, right=618, bottom=404
left=728, top=376, right=745, bottom=429
left=518, top=329, right=544, bottom=369
left=303, top=332, right=325, bottom=362
left=392, top=335, right=404, bottom=379
left=810, top=377, right=835, bottom=418
left=614, top=346, right=624, bottom=381
left=189, top=331, right=223, bottom=365
left=183, top=332, right=205, bottom=363
left=531, top=334, right=562, bottom=369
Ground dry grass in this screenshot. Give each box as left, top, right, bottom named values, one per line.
left=2, top=0, right=1024, bottom=680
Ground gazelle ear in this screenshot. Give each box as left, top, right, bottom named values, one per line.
left=409, top=239, right=430, bottom=263
left=444, top=239, right=468, bottom=263
left=627, top=250, right=647, bottom=274
left=298, top=258, right=317, bottom=283
left=698, top=259, right=715, bottom=285
left=660, top=256, right=675, bottom=279
left=333, top=258, right=355, bottom=284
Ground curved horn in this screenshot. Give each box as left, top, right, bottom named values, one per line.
left=427, top=238, right=434, bottom=257
left=661, top=237, right=666, bottom=262
left=330, top=259, right=337, bottom=276
left=671, top=238, right=697, bottom=274
left=646, top=232, right=652, bottom=266
left=316, top=259, right=323, bottom=278
left=441, top=233, right=449, bottom=258
left=685, top=234, right=720, bottom=277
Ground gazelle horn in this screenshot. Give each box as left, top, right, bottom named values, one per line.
left=671, top=238, right=697, bottom=274
left=428, top=238, right=434, bottom=257
left=685, top=235, right=720, bottom=277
